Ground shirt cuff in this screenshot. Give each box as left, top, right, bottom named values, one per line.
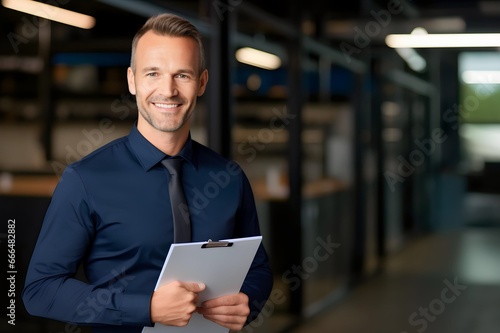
left=119, top=293, right=154, bottom=326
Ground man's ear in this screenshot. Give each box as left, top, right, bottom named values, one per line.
left=127, top=67, right=136, bottom=95
left=197, top=69, right=209, bottom=97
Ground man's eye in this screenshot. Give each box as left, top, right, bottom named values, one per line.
left=147, top=72, right=158, bottom=77
left=176, top=74, right=189, bottom=79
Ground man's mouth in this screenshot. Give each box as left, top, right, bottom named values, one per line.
left=153, top=103, right=180, bottom=109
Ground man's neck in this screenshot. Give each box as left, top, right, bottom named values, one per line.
left=136, top=121, right=189, bottom=156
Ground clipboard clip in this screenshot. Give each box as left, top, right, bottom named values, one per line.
left=201, top=239, right=234, bottom=248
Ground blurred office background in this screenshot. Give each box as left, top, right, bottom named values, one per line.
left=1, top=0, right=500, bottom=332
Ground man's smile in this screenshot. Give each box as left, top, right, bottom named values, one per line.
left=153, top=102, right=181, bottom=109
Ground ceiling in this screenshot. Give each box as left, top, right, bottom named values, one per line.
left=1, top=0, right=500, bottom=68
left=1, top=0, right=499, bottom=111
left=2, top=0, right=500, bottom=50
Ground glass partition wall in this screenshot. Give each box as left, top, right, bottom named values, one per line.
left=229, top=23, right=367, bottom=328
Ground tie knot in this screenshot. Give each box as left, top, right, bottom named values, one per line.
left=161, top=158, right=183, bottom=175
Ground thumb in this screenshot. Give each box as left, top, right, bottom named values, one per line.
left=183, top=281, right=206, bottom=293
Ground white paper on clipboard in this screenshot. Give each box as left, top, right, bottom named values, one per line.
left=141, top=235, right=262, bottom=333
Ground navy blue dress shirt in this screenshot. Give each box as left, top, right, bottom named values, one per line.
left=22, top=124, right=273, bottom=333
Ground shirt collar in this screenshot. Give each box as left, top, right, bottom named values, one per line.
left=128, top=123, right=197, bottom=171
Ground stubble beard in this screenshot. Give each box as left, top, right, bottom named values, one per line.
left=138, top=102, right=193, bottom=133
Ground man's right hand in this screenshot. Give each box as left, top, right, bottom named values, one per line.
left=150, top=281, right=206, bottom=326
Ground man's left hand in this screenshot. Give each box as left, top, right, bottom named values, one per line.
left=197, top=292, right=250, bottom=331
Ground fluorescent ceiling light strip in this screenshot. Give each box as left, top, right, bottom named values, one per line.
left=235, top=47, right=281, bottom=70
left=395, top=48, right=427, bottom=72
left=462, top=70, right=500, bottom=84
left=386, top=33, right=500, bottom=48
left=2, top=0, right=95, bottom=29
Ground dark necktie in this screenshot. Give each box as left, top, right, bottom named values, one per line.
left=161, top=158, right=191, bottom=243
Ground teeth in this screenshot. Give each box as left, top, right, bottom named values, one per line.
left=155, top=103, right=179, bottom=109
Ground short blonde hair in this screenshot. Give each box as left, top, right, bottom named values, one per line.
left=130, top=13, right=205, bottom=74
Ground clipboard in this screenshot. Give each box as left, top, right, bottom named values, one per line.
left=141, top=235, right=263, bottom=333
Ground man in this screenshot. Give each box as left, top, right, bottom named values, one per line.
left=23, top=13, right=273, bottom=333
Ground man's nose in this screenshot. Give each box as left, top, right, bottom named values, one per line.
left=158, top=76, right=178, bottom=97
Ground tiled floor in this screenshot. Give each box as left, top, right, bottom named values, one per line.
left=288, top=193, right=500, bottom=333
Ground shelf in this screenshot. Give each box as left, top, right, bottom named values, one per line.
left=252, top=177, right=349, bottom=202
left=0, top=174, right=58, bottom=197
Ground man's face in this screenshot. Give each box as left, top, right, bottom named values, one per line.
left=127, top=31, right=208, bottom=134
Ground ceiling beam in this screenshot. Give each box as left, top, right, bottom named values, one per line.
left=96, top=0, right=212, bottom=36
left=97, top=0, right=367, bottom=74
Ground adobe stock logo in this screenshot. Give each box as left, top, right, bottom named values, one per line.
left=384, top=128, right=447, bottom=192
left=400, top=277, right=467, bottom=333
left=212, top=0, right=242, bottom=21
left=243, top=235, right=341, bottom=333
left=340, top=0, right=409, bottom=63
left=7, top=0, right=72, bottom=53
left=384, top=76, right=495, bottom=192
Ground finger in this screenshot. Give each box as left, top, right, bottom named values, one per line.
left=182, top=281, right=206, bottom=293
left=202, top=314, right=246, bottom=330
left=199, top=303, right=250, bottom=317
left=202, top=293, right=243, bottom=308
left=199, top=305, right=237, bottom=315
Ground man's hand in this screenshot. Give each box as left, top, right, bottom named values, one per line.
left=150, top=281, right=205, bottom=326
left=197, top=292, right=250, bottom=331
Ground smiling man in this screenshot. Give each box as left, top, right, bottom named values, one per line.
left=23, top=13, right=273, bottom=333
left=128, top=28, right=207, bottom=151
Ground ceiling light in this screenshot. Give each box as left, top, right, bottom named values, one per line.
left=235, top=47, right=281, bottom=70
left=462, top=71, right=500, bottom=84
left=386, top=33, right=500, bottom=48
left=393, top=27, right=427, bottom=72
left=2, top=0, right=95, bottom=29
left=411, top=27, right=428, bottom=35
left=395, top=48, right=427, bottom=72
